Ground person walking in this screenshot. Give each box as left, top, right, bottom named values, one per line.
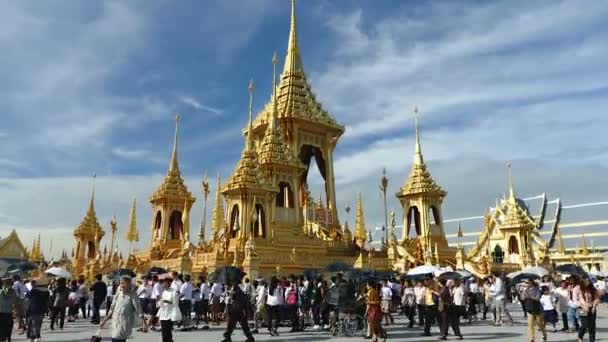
left=438, top=280, right=463, bottom=340
left=222, top=279, right=255, bottom=342
left=50, top=278, right=69, bottom=330
left=578, top=278, right=599, bottom=342
left=198, top=276, right=210, bottom=328
left=252, top=280, right=267, bottom=334
left=156, top=277, right=181, bottom=342
left=365, top=280, right=384, bottom=342
left=76, top=277, right=89, bottom=320
left=91, top=274, right=107, bottom=324
left=100, top=276, right=142, bottom=342
left=179, top=274, right=194, bottom=329
left=380, top=280, right=394, bottom=325
left=284, top=280, right=300, bottom=332
left=0, top=277, right=18, bottom=342
left=554, top=281, right=570, bottom=332
left=523, top=280, right=547, bottom=342
left=266, top=277, right=283, bottom=336
left=26, top=284, right=50, bottom=342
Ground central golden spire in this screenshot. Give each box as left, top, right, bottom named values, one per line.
left=247, top=81, right=255, bottom=150
left=169, top=114, right=180, bottom=174
left=413, top=107, right=423, bottom=165
left=507, top=161, right=515, bottom=202
left=283, top=0, right=302, bottom=76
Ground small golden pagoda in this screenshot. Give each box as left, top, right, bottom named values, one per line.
left=72, top=176, right=105, bottom=275
left=393, top=108, right=456, bottom=267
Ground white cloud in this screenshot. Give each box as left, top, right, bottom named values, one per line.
left=178, top=95, right=223, bottom=116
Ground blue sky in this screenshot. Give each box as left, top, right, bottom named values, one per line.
left=1, top=0, right=608, bottom=258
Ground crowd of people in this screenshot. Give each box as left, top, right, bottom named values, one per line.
left=0, top=269, right=605, bottom=342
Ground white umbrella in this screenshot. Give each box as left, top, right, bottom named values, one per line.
left=45, top=267, right=72, bottom=279
left=407, top=265, right=439, bottom=276
left=521, top=266, right=549, bottom=277
left=589, top=270, right=605, bottom=277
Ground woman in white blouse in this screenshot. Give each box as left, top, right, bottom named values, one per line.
left=156, top=278, right=181, bottom=342
left=266, top=277, right=284, bottom=336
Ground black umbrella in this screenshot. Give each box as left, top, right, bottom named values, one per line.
left=511, top=272, right=540, bottom=285
left=7, top=261, right=38, bottom=274
left=210, top=267, right=246, bottom=284
left=555, top=264, right=587, bottom=277
left=437, top=271, right=462, bottom=281
left=108, top=268, right=136, bottom=280
left=324, top=262, right=353, bottom=273
left=303, top=269, right=320, bottom=280
left=147, top=267, right=168, bottom=276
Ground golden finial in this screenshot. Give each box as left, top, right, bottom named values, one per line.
left=283, top=0, right=301, bottom=74
left=457, top=221, right=463, bottom=238
left=169, top=113, right=180, bottom=173
left=272, top=51, right=278, bottom=95
left=412, top=106, right=423, bottom=165
left=246, top=79, right=255, bottom=150
left=126, top=197, right=139, bottom=252
left=87, top=172, right=97, bottom=213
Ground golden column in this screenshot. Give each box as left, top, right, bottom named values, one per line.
left=199, top=172, right=210, bottom=245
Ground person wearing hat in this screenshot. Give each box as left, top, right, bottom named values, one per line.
left=100, top=276, right=143, bottom=342
left=0, top=277, right=18, bottom=342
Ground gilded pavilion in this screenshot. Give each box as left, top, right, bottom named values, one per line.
left=61, top=0, right=606, bottom=280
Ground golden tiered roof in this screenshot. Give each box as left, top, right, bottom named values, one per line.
left=258, top=53, right=305, bottom=168
left=399, top=109, right=446, bottom=197
left=252, top=0, right=344, bottom=135
left=225, top=81, right=273, bottom=191
left=151, top=115, right=194, bottom=202
left=498, top=166, right=536, bottom=229
left=75, top=180, right=104, bottom=239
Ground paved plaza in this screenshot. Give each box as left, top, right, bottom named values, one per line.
left=11, top=304, right=606, bottom=342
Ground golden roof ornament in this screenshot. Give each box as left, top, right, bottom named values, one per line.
left=581, top=233, right=589, bottom=255
left=75, top=173, right=105, bottom=241
left=556, top=225, right=566, bottom=254
left=225, top=81, right=270, bottom=190
left=126, top=197, right=139, bottom=251
left=151, top=114, right=194, bottom=202
left=258, top=52, right=304, bottom=168
left=252, top=0, right=343, bottom=133
left=211, top=175, right=225, bottom=241
left=499, top=162, right=535, bottom=229
left=399, top=107, right=446, bottom=197
left=354, top=193, right=367, bottom=246
left=181, top=197, right=191, bottom=241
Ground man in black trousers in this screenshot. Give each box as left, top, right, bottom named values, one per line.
left=90, top=274, right=107, bottom=324
left=222, top=279, right=254, bottom=342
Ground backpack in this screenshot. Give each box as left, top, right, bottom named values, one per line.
left=287, top=288, right=298, bottom=305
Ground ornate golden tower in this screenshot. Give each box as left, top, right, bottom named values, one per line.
left=222, top=80, right=276, bottom=263
left=150, top=115, right=195, bottom=253
left=250, top=0, right=345, bottom=229
left=210, top=175, right=225, bottom=243
left=396, top=108, right=452, bottom=262
left=73, top=176, right=105, bottom=275
left=258, top=53, right=306, bottom=233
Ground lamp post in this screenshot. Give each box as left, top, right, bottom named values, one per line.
left=380, top=168, right=389, bottom=243
left=199, top=172, right=210, bottom=245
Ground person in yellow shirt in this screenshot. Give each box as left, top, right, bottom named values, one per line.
left=422, top=277, right=439, bottom=337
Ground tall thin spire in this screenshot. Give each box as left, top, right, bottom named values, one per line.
left=88, top=173, right=97, bottom=213
left=247, top=80, right=255, bottom=150
left=211, top=174, right=225, bottom=241
left=283, top=0, right=302, bottom=75
left=126, top=197, right=139, bottom=251
left=355, top=193, right=367, bottom=247
left=413, top=107, right=423, bottom=165
left=169, top=114, right=180, bottom=173
left=556, top=225, right=566, bottom=254
left=507, top=161, right=515, bottom=202
left=271, top=52, right=279, bottom=126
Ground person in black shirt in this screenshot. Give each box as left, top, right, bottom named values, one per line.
left=27, top=284, right=50, bottom=341
left=90, top=274, right=107, bottom=324
left=222, top=279, right=254, bottom=342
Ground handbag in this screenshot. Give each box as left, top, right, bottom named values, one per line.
left=523, top=298, right=542, bottom=314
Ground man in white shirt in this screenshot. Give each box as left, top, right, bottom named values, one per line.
left=414, top=281, right=426, bottom=326
left=198, top=276, right=210, bottom=328
left=210, top=282, right=223, bottom=325
left=381, top=280, right=394, bottom=325
left=553, top=281, right=571, bottom=332
left=150, top=275, right=163, bottom=330
left=491, top=274, right=513, bottom=325
left=12, top=275, right=28, bottom=332
left=252, top=281, right=267, bottom=334
left=136, top=277, right=152, bottom=332
left=179, top=274, right=194, bottom=328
